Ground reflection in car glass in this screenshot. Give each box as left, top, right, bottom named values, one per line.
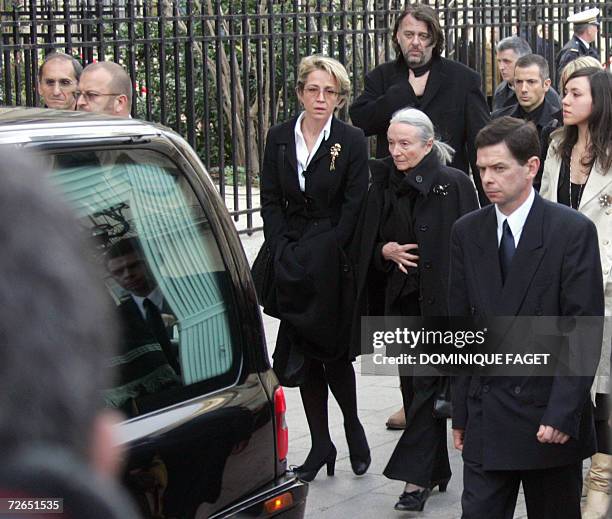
left=50, top=149, right=236, bottom=417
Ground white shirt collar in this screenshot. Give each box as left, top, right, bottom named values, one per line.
left=495, top=188, right=535, bottom=246
left=294, top=112, right=333, bottom=191
left=132, top=286, right=163, bottom=318
left=577, top=35, right=590, bottom=49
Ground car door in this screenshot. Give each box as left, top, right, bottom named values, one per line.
left=42, top=140, right=277, bottom=519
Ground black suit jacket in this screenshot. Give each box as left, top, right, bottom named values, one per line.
left=349, top=56, right=490, bottom=203
left=449, top=194, right=604, bottom=470
left=261, top=115, right=369, bottom=362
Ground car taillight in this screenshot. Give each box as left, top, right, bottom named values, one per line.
left=274, top=386, right=288, bottom=461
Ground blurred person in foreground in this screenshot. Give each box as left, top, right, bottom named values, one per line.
left=352, top=107, right=479, bottom=511
left=540, top=68, right=612, bottom=519
left=37, top=52, right=82, bottom=111
left=0, top=148, right=140, bottom=519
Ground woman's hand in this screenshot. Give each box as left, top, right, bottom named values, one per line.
left=381, top=242, right=419, bottom=274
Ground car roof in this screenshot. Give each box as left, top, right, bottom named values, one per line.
left=0, top=107, right=166, bottom=144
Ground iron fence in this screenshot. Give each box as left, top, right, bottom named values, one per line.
left=1, top=0, right=610, bottom=233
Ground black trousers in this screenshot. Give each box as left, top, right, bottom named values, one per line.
left=299, top=357, right=366, bottom=462
left=461, top=457, right=582, bottom=519
left=384, top=375, right=451, bottom=487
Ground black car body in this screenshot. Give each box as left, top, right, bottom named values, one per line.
left=0, top=108, right=307, bottom=519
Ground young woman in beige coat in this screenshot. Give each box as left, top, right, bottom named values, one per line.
left=540, top=67, right=612, bottom=519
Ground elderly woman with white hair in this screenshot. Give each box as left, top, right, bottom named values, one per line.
left=353, top=107, right=479, bottom=512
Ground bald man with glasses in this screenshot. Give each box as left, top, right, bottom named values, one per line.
left=76, top=61, right=133, bottom=118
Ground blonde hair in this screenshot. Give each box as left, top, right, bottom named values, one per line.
left=390, top=107, right=455, bottom=165
left=296, top=55, right=351, bottom=107
left=559, top=56, right=602, bottom=93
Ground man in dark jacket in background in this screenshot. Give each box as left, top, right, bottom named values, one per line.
left=350, top=3, right=490, bottom=205
left=492, top=54, right=560, bottom=190
left=556, top=8, right=601, bottom=81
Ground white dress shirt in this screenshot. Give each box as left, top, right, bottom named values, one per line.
left=131, top=286, right=164, bottom=319
left=294, top=111, right=333, bottom=192
left=495, top=188, right=535, bottom=247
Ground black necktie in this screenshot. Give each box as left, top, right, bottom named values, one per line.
left=499, top=220, right=516, bottom=283
left=143, top=298, right=180, bottom=375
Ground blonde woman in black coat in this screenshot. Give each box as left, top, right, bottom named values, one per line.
left=260, top=55, right=370, bottom=482
left=353, top=107, right=479, bottom=511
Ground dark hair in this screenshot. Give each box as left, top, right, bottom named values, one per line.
left=392, top=3, right=444, bottom=60
left=82, top=61, right=133, bottom=108
left=106, top=236, right=142, bottom=263
left=475, top=117, right=540, bottom=164
left=557, top=68, right=612, bottom=172
left=515, top=53, right=550, bottom=81
left=38, top=52, right=83, bottom=81
left=496, top=36, right=532, bottom=57
left=0, top=148, right=116, bottom=458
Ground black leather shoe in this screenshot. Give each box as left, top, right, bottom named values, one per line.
left=293, top=446, right=336, bottom=482
left=394, top=488, right=432, bottom=512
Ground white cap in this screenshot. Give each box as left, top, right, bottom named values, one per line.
left=567, top=7, right=600, bottom=26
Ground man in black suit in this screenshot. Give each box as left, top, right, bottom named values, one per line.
left=449, top=117, right=604, bottom=518
left=106, top=238, right=180, bottom=415
left=349, top=3, right=490, bottom=205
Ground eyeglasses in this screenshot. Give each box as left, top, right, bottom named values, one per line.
left=43, top=78, right=76, bottom=91
left=402, top=31, right=432, bottom=43
left=303, top=85, right=340, bottom=98
left=75, top=91, right=121, bottom=102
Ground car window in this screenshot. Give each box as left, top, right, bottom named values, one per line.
left=48, top=148, right=240, bottom=417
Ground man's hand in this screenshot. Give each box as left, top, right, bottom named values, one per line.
left=381, top=242, right=419, bottom=273
left=536, top=425, right=569, bottom=444
left=452, top=428, right=465, bottom=451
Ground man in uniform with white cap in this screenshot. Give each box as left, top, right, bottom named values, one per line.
left=556, top=8, right=600, bottom=81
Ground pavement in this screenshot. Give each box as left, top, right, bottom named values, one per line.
left=237, top=219, right=565, bottom=519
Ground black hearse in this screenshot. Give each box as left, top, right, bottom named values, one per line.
left=0, top=108, right=307, bottom=519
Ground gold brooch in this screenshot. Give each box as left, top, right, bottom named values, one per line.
left=600, top=193, right=611, bottom=208
left=330, top=143, right=341, bottom=171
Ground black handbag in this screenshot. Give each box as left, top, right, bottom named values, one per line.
left=432, top=377, right=453, bottom=419
left=251, top=241, right=273, bottom=306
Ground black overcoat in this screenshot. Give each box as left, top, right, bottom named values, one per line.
left=349, top=56, right=490, bottom=203
left=449, top=194, right=604, bottom=470
left=261, top=115, right=369, bottom=368
left=351, top=152, right=479, bottom=357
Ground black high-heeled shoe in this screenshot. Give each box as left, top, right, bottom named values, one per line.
left=345, top=422, right=371, bottom=476
left=430, top=477, right=450, bottom=492
left=394, top=487, right=432, bottom=512
left=293, top=446, right=337, bottom=482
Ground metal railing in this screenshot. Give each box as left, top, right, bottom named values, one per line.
left=1, top=0, right=610, bottom=233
